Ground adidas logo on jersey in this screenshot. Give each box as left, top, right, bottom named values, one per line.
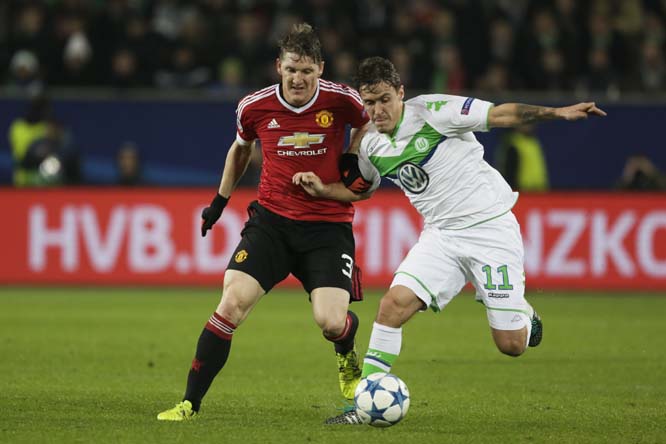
left=267, top=118, right=280, bottom=129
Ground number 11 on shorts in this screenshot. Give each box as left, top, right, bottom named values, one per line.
left=482, top=264, right=514, bottom=290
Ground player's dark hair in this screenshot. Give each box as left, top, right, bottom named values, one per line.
left=278, top=23, right=322, bottom=64
left=353, top=57, right=402, bottom=91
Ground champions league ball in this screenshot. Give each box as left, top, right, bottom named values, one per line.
left=354, top=373, right=410, bottom=427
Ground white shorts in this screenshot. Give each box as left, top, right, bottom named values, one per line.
left=390, top=211, right=531, bottom=331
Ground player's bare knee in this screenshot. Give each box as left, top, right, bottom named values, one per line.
left=322, top=324, right=344, bottom=338
left=317, top=313, right=347, bottom=337
left=492, top=328, right=527, bottom=357
left=311, top=288, right=352, bottom=337
left=216, top=287, right=254, bottom=324
left=216, top=271, right=263, bottom=325
left=497, top=338, right=526, bottom=357
left=215, top=295, right=244, bottom=324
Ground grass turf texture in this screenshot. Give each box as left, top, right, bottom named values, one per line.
left=1, top=288, right=665, bottom=444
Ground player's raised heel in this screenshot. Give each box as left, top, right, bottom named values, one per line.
left=337, top=346, right=362, bottom=400
left=324, top=410, right=363, bottom=425
left=528, top=311, right=543, bottom=347
left=157, top=400, right=197, bottom=421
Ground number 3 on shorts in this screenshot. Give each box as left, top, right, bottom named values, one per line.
left=341, top=253, right=353, bottom=278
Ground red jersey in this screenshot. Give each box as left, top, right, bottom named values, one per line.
left=235, top=79, right=369, bottom=222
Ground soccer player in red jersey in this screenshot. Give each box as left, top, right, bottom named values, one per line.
left=157, top=23, right=369, bottom=421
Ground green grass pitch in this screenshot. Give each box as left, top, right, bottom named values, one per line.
left=1, top=288, right=665, bottom=444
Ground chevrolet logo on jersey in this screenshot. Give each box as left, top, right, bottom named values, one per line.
left=278, top=132, right=325, bottom=148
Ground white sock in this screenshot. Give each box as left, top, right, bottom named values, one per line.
left=363, top=322, right=402, bottom=376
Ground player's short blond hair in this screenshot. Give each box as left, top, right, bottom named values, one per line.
left=278, top=23, right=322, bottom=64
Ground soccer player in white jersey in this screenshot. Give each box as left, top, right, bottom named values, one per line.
left=293, top=56, right=606, bottom=424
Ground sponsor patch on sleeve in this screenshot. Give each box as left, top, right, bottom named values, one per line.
left=461, top=97, right=475, bottom=115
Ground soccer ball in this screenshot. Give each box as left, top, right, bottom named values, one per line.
left=354, top=372, right=410, bottom=427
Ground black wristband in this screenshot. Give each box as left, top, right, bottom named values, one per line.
left=339, top=152, right=359, bottom=170
left=339, top=152, right=369, bottom=191
left=211, top=193, right=229, bottom=209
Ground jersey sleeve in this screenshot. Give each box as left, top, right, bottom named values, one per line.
left=357, top=140, right=381, bottom=193
left=235, top=99, right=257, bottom=145
left=425, top=94, right=494, bottom=136
left=342, top=84, right=370, bottom=128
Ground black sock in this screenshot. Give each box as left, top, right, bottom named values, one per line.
left=183, top=313, right=236, bottom=411
left=326, top=310, right=359, bottom=354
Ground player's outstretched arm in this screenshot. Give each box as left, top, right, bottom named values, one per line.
left=292, top=172, right=372, bottom=202
left=488, top=102, right=607, bottom=128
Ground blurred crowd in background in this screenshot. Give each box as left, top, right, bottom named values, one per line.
left=3, top=0, right=666, bottom=190
left=2, top=0, right=666, bottom=97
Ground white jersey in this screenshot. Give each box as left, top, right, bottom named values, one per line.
left=358, top=94, right=518, bottom=229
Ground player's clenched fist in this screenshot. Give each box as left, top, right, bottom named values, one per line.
left=201, top=193, right=229, bottom=237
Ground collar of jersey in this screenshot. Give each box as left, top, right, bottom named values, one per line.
left=275, top=81, right=320, bottom=113
left=385, top=102, right=405, bottom=146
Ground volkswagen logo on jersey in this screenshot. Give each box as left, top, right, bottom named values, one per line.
left=398, top=162, right=429, bottom=194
